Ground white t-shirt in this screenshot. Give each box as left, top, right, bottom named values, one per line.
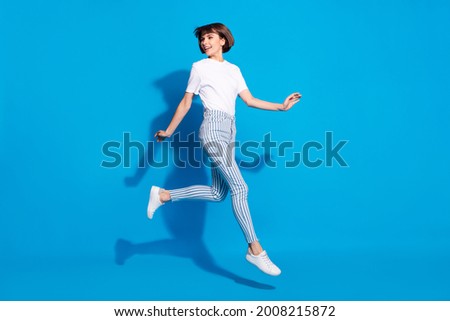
left=185, top=58, right=248, bottom=116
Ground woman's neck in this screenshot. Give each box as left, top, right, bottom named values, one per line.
left=207, top=53, right=225, bottom=62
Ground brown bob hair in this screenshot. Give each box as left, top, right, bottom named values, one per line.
left=194, top=23, right=235, bottom=54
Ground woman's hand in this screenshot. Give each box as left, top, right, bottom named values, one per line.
left=154, top=130, right=170, bottom=142
left=279, top=92, right=302, bottom=111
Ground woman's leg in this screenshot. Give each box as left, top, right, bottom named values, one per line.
left=161, top=137, right=258, bottom=244
left=164, top=166, right=229, bottom=202
left=202, top=139, right=259, bottom=244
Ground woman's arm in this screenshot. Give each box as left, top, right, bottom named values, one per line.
left=154, top=92, right=194, bottom=142
left=239, top=89, right=301, bottom=111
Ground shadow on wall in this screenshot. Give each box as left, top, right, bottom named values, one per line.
left=116, top=70, right=274, bottom=290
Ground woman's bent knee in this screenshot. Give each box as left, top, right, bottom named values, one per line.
left=212, top=188, right=227, bottom=201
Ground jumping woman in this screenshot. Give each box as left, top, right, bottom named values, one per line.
left=147, top=22, right=301, bottom=276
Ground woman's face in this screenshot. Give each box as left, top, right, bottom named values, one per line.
left=200, top=32, right=226, bottom=57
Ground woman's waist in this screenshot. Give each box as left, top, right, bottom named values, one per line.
left=200, top=109, right=236, bottom=140
left=203, top=108, right=235, bottom=121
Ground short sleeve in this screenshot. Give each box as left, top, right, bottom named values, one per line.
left=236, top=67, right=248, bottom=94
left=186, top=65, right=201, bottom=95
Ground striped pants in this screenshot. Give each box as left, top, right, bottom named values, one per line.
left=169, top=110, right=258, bottom=243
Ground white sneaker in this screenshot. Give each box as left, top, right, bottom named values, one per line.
left=147, top=186, right=164, bottom=219
left=246, top=250, right=281, bottom=276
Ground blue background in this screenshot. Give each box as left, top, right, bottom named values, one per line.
left=1, top=0, right=449, bottom=300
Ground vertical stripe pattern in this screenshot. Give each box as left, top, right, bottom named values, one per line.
left=169, top=110, right=258, bottom=243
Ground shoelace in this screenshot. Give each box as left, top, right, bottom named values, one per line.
left=261, top=254, right=275, bottom=270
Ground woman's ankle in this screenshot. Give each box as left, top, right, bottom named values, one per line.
left=159, top=189, right=171, bottom=203
left=249, top=241, right=263, bottom=256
